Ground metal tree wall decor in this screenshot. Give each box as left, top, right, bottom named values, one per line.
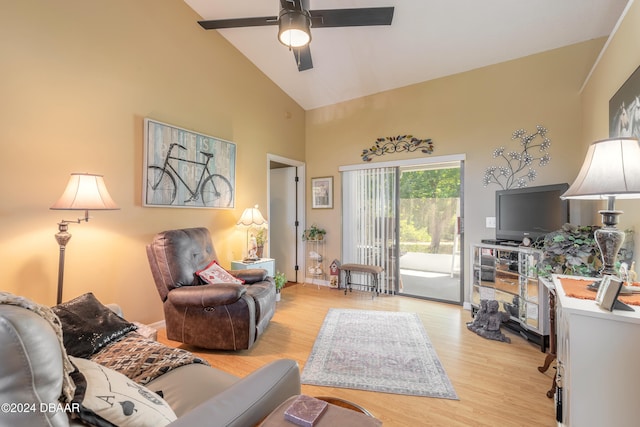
left=483, top=125, right=551, bottom=189
left=361, top=135, right=434, bottom=162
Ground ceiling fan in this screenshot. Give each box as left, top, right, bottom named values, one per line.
left=197, top=0, right=395, bottom=72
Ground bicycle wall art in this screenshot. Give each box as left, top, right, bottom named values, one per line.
left=143, top=118, right=236, bottom=208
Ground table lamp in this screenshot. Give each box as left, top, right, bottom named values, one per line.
left=50, top=173, right=119, bottom=304
left=561, top=137, right=640, bottom=276
left=237, top=205, right=267, bottom=261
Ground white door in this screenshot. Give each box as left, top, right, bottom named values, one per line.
left=270, top=167, right=298, bottom=281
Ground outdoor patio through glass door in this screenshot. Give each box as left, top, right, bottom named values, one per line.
left=398, top=162, right=463, bottom=303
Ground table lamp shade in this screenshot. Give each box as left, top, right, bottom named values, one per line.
left=51, top=173, right=119, bottom=210
left=237, top=205, right=267, bottom=227
left=561, top=138, right=640, bottom=200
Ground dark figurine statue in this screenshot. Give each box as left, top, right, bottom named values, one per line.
left=467, top=299, right=511, bottom=343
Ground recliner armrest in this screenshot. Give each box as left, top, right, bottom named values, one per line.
left=230, top=268, right=268, bottom=284
left=168, top=284, right=246, bottom=307
left=167, top=359, right=301, bottom=427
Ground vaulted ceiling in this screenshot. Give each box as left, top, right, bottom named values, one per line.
left=185, top=0, right=629, bottom=110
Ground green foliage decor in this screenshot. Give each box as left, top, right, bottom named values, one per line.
left=302, top=224, right=326, bottom=241
left=274, top=271, right=286, bottom=292
left=533, top=224, right=601, bottom=277
left=255, top=228, right=267, bottom=246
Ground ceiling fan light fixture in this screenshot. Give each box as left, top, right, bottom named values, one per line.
left=278, top=10, right=311, bottom=48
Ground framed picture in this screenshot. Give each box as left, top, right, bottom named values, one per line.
left=311, top=176, right=333, bottom=209
left=595, top=275, right=623, bottom=311
left=143, top=118, right=236, bottom=209
left=609, top=64, right=640, bottom=138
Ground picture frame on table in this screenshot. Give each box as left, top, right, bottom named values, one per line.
left=311, top=176, right=333, bottom=209
left=595, top=275, right=624, bottom=311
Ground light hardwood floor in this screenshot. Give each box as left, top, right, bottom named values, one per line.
left=158, top=284, right=556, bottom=426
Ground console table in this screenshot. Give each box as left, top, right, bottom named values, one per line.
left=553, top=274, right=640, bottom=426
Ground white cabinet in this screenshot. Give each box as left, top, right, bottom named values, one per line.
left=553, top=275, right=640, bottom=427
left=230, top=258, right=275, bottom=277
left=470, top=243, right=548, bottom=349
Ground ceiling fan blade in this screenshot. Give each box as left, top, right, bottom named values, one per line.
left=293, top=45, right=313, bottom=71
left=280, top=0, right=304, bottom=11
left=309, top=7, right=394, bottom=28
left=198, top=16, right=278, bottom=30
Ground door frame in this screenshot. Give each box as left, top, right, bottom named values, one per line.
left=267, top=154, right=306, bottom=283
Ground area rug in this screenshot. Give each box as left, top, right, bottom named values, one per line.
left=301, top=308, right=458, bottom=399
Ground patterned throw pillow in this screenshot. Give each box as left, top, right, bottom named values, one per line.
left=69, top=356, right=177, bottom=427
left=196, top=260, right=244, bottom=285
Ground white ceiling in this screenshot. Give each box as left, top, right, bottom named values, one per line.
left=184, top=0, right=629, bottom=110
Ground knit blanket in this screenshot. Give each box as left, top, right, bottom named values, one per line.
left=90, top=332, right=209, bottom=385
left=0, top=292, right=76, bottom=402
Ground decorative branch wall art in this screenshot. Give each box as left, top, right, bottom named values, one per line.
left=361, top=135, right=434, bottom=162
left=483, top=125, right=551, bottom=189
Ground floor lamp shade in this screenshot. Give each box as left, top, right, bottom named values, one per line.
left=561, top=138, right=640, bottom=276
left=51, top=173, right=119, bottom=211
left=50, top=173, right=119, bottom=304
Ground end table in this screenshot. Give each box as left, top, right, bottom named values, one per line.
left=230, top=258, right=275, bottom=277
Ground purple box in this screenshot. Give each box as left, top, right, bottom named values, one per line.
left=284, top=395, right=329, bottom=427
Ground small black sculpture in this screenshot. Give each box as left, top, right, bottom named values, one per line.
left=467, top=299, right=511, bottom=343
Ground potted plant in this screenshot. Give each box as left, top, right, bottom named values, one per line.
left=302, top=224, right=326, bottom=241
left=274, top=271, right=286, bottom=301
left=255, top=228, right=267, bottom=258
left=533, top=224, right=601, bottom=277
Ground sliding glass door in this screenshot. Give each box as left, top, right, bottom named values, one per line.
left=341, top=158, right=464, bottom=303
left=398, top=163, right=462, bottom=303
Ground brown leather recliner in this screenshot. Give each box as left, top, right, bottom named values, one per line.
left=146, top=227, right=276, bottom=350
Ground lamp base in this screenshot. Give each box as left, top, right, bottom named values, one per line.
left=595, top=210, right=625, bottom=277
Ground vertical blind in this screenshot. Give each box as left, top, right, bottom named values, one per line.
left=341, top=167, right=398, bottom=294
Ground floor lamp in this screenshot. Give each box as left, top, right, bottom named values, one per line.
left=237, top=205, right=267, bottom=262
left=50, top=173, right=119, bottom=304
left=561, top=137, right=640, bottom=277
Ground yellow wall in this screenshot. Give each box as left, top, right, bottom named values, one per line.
left=306, top=39, right=604, bottom=296
left=0, top=0, right=305, bottom=322
left=581, top=1, right=640, bottom=237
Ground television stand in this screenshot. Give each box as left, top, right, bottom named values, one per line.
left=470, top=243, right=549, bottom=351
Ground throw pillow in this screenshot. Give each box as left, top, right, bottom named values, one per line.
left=53, top=292, right=137, bottom=358
left=69, top=356, right=177, bottom=427
left=196, top=260, right=244, bottom=285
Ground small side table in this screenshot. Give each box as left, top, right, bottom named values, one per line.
left=259, top=395, right=381, bottom=427
left=231, top=258, right=275, bottom=277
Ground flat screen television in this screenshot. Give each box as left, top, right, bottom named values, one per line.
left=495, top=183, right=570, bottom=242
